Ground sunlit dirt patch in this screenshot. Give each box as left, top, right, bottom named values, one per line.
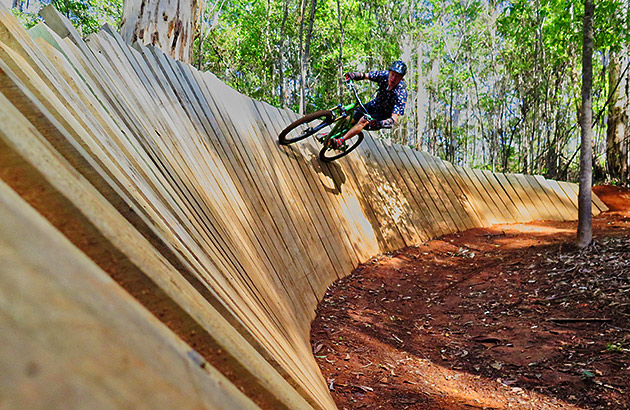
left=311, top=186, right=630, bottom=410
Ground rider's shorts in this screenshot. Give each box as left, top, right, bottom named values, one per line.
left=353, top=101, right=390, bottom=129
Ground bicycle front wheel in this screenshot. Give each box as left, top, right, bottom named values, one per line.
left=278, top=110, right=334, bottom=145
left=319, top=131, right=364, bottom=162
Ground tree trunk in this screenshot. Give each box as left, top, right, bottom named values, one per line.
left=336, top=0, right=344, bottom=103
left=416, top=48, right=425, bottom=149
left=120, top=0, right=202, bottom=64
left=298, top=0, right=306, bottom=114
left=577, top=0, right=594, bottom=248
left=606, top=48, right=629, bottom=183
left=298, top=0, right=317, bottom=115
left=278, top=0, right=289, bottom=107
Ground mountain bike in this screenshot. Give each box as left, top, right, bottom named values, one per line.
left=278, top=80, right=372, bottom=162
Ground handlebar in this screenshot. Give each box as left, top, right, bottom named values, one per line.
left=345, top=80, right=372, bottom=121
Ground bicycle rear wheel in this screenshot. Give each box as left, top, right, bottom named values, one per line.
left=319, top=132, right=364, bottom=162
left=278, top=110, right=334, bottom=145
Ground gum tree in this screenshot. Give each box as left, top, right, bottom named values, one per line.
left=120, top=0, right=202, bottom=63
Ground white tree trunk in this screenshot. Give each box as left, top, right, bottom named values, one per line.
left=416, top=47, right=428, bottom=148
left=606, top=48, right=629, bottom=183
left=577, top=0, right=594, bottom=248
left=120, top=0, right=201, bottom=64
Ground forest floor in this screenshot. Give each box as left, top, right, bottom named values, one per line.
left=311, top=185, right=630, bottom=410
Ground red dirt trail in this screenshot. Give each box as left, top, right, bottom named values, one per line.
left=311, top=185, right=630, bottom=410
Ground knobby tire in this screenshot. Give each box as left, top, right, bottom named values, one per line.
left=278, top=110, right=334, bottom=145
left=319, top=132, right=364, bottom=162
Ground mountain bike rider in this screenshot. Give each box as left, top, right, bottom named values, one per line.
left=330, top=60, right=408, bottom=149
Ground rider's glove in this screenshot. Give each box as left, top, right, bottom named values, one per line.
left=345, top=72, right=364, bottom=81
left=368, top=119, right=379, bottom=129
left=379, top=118, right=395, bottom=129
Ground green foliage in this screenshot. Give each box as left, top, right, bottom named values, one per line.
left=11, top=7, right=42, bottom=29
left=606, top=341, right=629, bottom=353
left=194, top=0, right=405, bottom=113
left=11, top=0, right=122, bottom=36
left=11, top=0, right=630, bottom=180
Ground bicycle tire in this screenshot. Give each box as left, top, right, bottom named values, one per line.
left=278, top=110, right=334, bottom=145
left=319, top=131, right=364, bottom=162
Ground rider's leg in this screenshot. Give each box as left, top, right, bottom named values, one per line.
left=338, top=117, right=369, bottom=143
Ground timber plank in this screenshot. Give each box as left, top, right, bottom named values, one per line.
left=367, top=136, right=432, bottom=243
left=459, top=167, right=503, bottom=225
left=119, top=45, right=333, bottom=408
left=525, top=175, right=572, bottom=221
left=470, top=168, right=510, bottom=223
left=477, top=170, right=522, bottom=223
left=4, top=10, right=344, bottom=406
left=0, top=39, right=290, bottom=404
left=432, top=158, right=480, bottom=229
left=193, top=76, right=344, bottom=388
left=440, top=161, right=487, bottom=227
left=86, top=35, right=299, bottom=347
left=358, top=136, right=416, bottom=245
left=491, top=172, right=532, bottom=221
left=243, top=96, right=358, bottom=276
left=189, top=76, right=345, bottom=399
left=182, top=73, right=325, bottom=305
left=389, top=143, right=449, bottom=238
left=284, top=117, right=384, bottom=262
left=172, top=62, right=319, bottom=320
left=504, top=174, right=541, bottom=221
left=443, top=165, right=488, bottom=226
left=248, top=98, right=367, bottom=270
left=414, top=151, right=471, bottom=231
left=27, top=30, right=226, bottom=272
left=144, top=49, right=335, bottom=410
left=401, top=147, right=461, bottom=234
left=138, top=41, right=315, bottom=326
left=97, top=39, right=335, bottom=410
left=47, top=38, right=277, bottom=312
left=547, top=179, right=579, bottom=215
left=513, top=174, right=556, bottom=220
left=313, top=132, right=389, bottom=255
left=0, top=92, right=315, bottom=410
left=314, top=150, right=384, bottom=261
left=196, top=91, right=344, bottom=408
left=0, top=180, right=261, bottom=410
left=28, top=21, right=330, bottom=406
left=398, top=145, right=453, bottom=237
left=591, top=190, right=609, bottom=212
left=253, top=106, right=368, bottom=310
left=164, top=58, right=336, bottom=406
left=192, top=69, right=341, bottom=293
left=382, top=138, right=447, bottom=239
left=350, top=136, right=407, bottom=250
left=423, top=155, right=477, bottom=230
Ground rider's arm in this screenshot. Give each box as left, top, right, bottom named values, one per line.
left=345, top=72, right=368, bottom=81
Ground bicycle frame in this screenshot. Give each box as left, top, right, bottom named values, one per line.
left=321, top=81, right=372, bottom=142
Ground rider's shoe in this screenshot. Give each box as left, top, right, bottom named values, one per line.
left=329, top=137, right=344, bottom=149
left=316, top=132, right=328, bottom=143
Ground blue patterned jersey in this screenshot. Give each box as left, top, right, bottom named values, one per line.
left=367, top=70, right=408, bottom=117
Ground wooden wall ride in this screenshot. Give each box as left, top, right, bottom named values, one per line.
left=0, top=6, right=607, bottom=409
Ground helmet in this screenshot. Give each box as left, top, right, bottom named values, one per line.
left=389, top=60, right=407, bottom=76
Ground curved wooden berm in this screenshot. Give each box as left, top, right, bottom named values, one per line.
left=0, top=6, right=607, bottom=410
